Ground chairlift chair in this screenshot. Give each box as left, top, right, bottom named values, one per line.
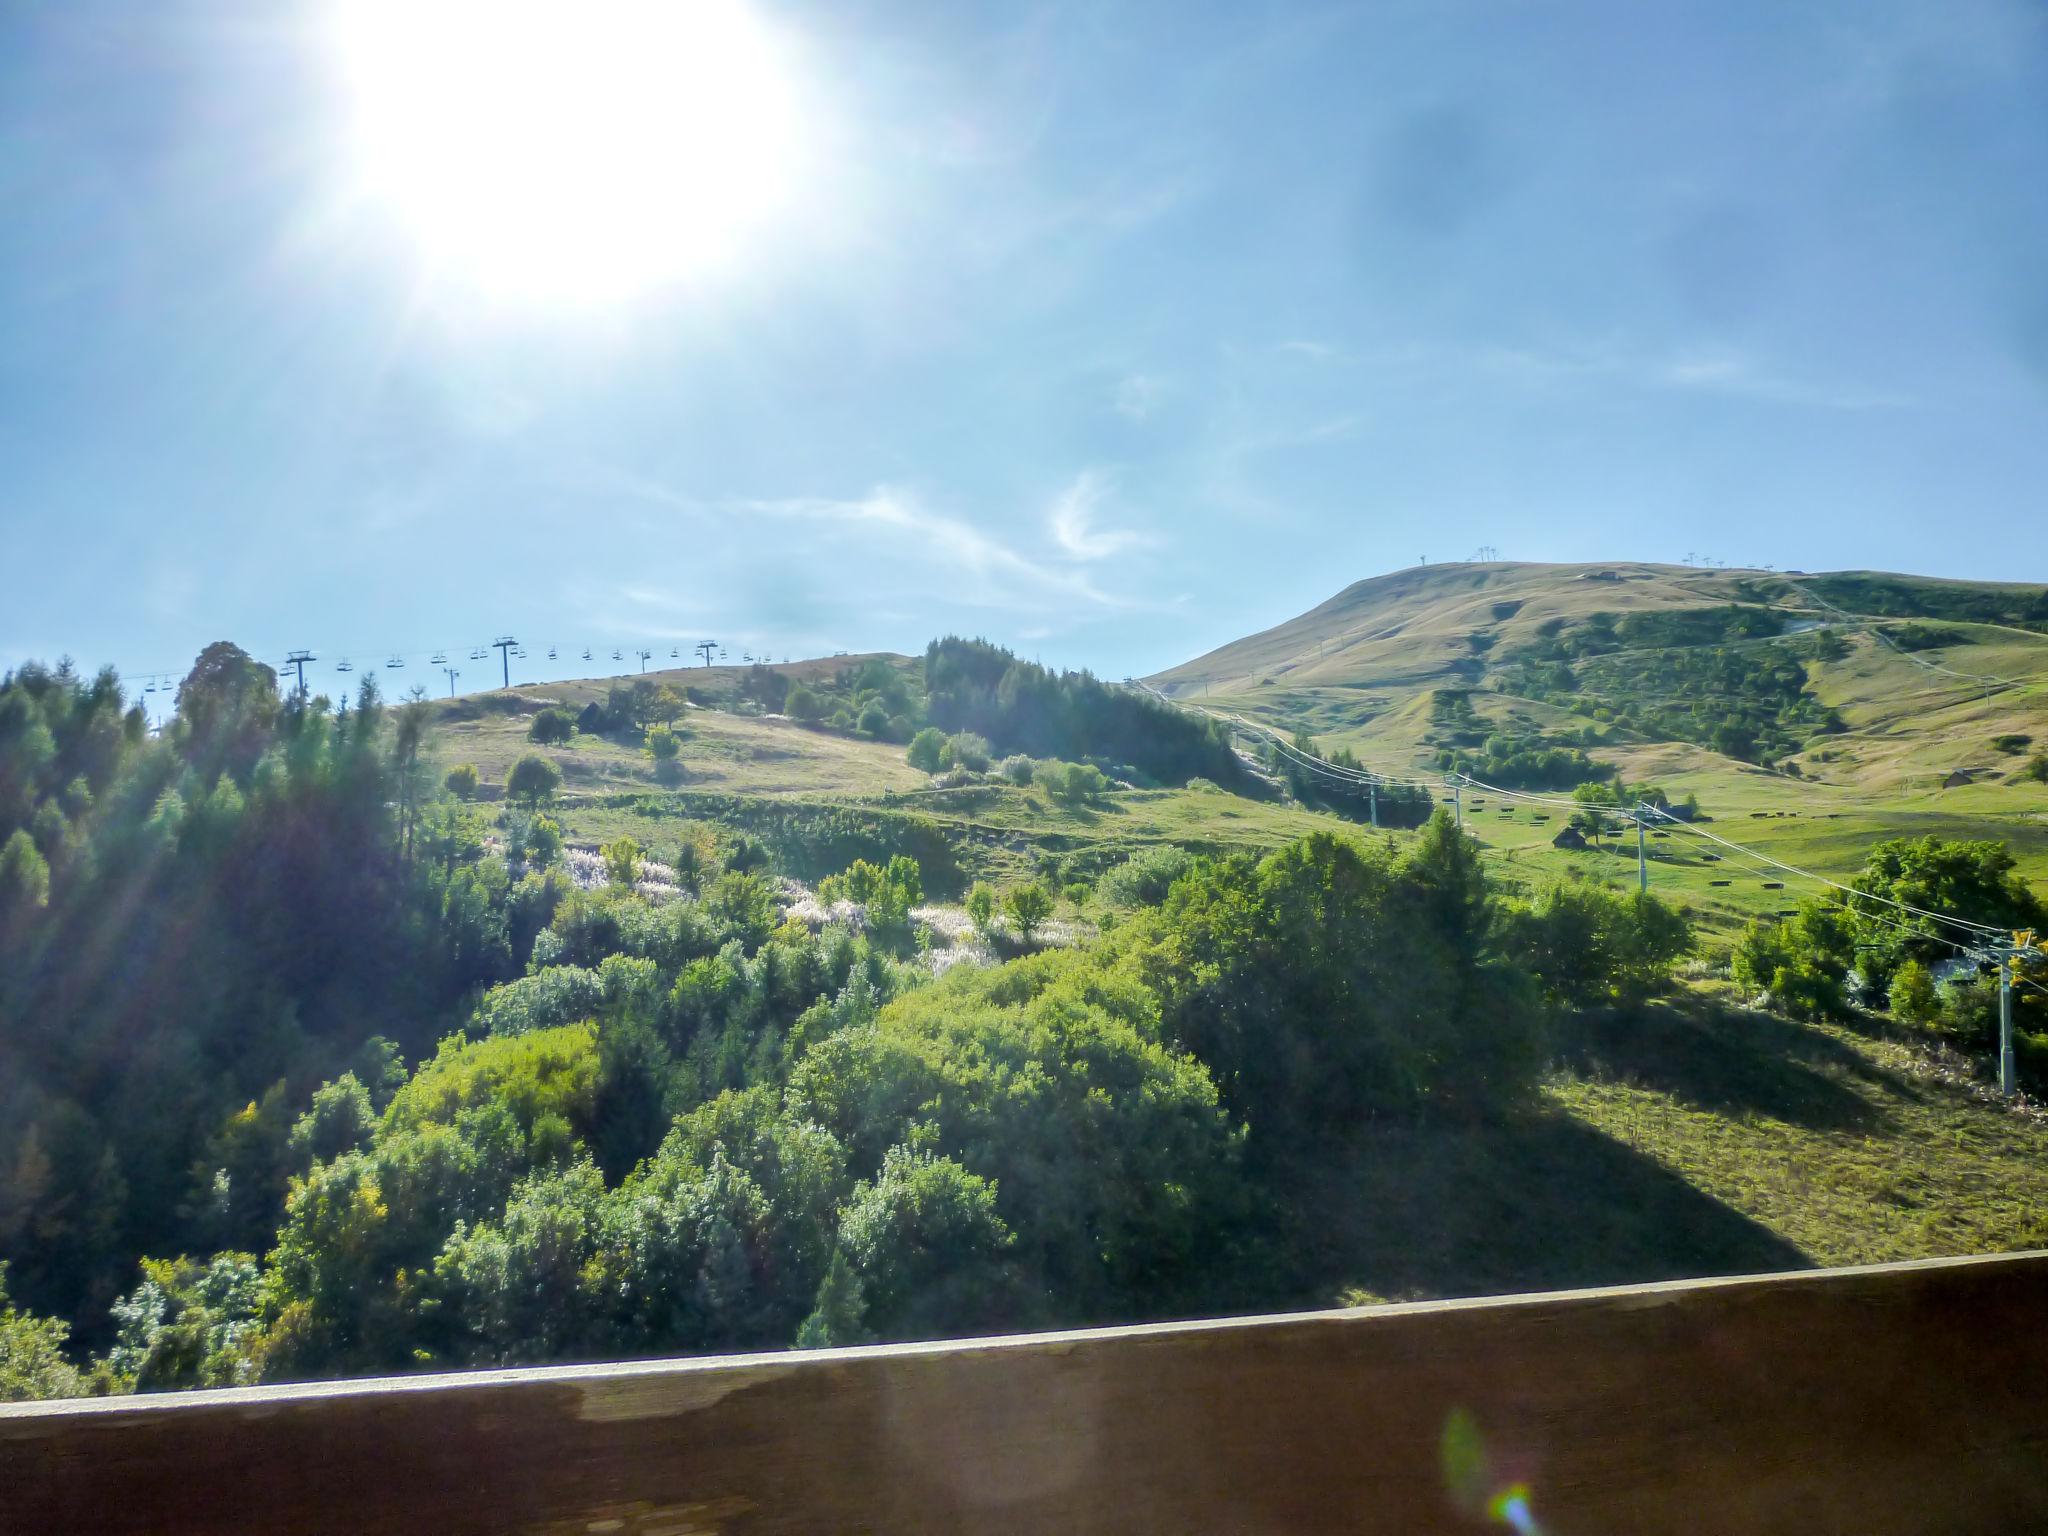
left=547, top=647, right=557, bottom=660
left=612, top=648, right=623, bottom=661
left=582, top=648, right=592, bottom=661
left=335, top=658, right=354, bottom=674
left=386, top=655, right=404, bottom=669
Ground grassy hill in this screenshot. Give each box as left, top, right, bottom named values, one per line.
left=427, top=655, right=1338, bottom=891
left=1147, top=561, right=2048, bottom=931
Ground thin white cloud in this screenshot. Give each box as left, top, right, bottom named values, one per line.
left=1276, top=338, right=1338, bottom=359
left=1657, top=348, right=1909, bottom=410
left=1465, top=340, right=1908, bottom=410
left=1048, top=470, right=1154, bottom=561
left=619, top=475, right=1141, bottom=612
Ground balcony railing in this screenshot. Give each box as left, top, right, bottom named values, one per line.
left=5, top=1250, right=2047, bottom=1533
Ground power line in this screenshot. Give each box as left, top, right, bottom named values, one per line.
left=1641, top=806, right=2005, bottom=938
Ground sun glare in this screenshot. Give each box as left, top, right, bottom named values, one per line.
left=332, top=0, right=807, bottom=307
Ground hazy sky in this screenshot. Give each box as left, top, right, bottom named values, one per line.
left=5, top=0, right=2048, bottom=698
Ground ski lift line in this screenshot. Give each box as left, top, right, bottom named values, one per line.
left=1790, top=588, right=2024, bottom=691
left=1236, top=719, right=1439, bottom=793
left=1642, top=807, right=2006, bottom=937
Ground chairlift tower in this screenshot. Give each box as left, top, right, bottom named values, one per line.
left=637, top=649, right=653, bottom=672
left=696, top=640, right=718, bottom=667
left=492, top=637, right=518, bottom=690
left=444, top=666, right=461, bottom=699
left=284, top=650, right=315, bottom=698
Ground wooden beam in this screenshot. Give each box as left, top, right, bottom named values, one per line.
left=6, top=1251, right=2048, bottom=1534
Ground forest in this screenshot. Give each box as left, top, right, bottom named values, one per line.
left=3, top=641, right=2041, bottom=1401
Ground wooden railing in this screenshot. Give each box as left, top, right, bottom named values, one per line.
left=5, top=1251, right=2047, bottom=1534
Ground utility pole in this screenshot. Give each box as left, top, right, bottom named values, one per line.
left=1636, top=804, right=1649, bottom=892
left=1451, top=775, right=1463, bottom=831
left=443, top=666, right=460, bottom=698
left=1369, top=780, right=1378, bottom=829
left=1999, top=929, right=2036, bottom=1096
left=284, top=649, right=315, bottom=698
left=493, top=636, right=518, bottom=689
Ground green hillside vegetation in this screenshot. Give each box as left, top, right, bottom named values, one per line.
left=1148, top=561, right=2048, bottom=933
left=5, top=583, right=2048, bottom=1400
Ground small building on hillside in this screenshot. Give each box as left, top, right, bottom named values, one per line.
left=1551, top=825, right=1589, bottom=850
left=1942, top=769, right=1975, bottom=789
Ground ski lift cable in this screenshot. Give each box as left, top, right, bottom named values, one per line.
left=1643, top=807, right=2006, bottom=937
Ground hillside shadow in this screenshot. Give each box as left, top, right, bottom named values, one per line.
left=1552, top=995, right=1894, bottom=1133
left=1280, top=1112, right=1811, bottom=1305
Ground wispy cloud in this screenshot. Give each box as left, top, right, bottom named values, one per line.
left=619, top=475, right=1142, bottom=612
left=1047, top=470, right=1154, bottom=561
left=1656, top=348, right=1910, bottom=410
left=1453, top=340, right=1908, bottom=410
left=1275, top=338, right=1338, bottom=360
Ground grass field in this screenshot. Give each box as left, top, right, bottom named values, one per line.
left=1305, top=988, right=2048, bottom=1307
left=429, top=682, right=1342, bottom=889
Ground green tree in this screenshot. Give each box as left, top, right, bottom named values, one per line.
left=602, top=836, right=643, bottom=888
left=785, top=685, right=825, bottom=723
left=942, top=732, right=992, bottom=772
left=525, top=815, right=564, bottom=870
left=835, top=1147, right=1019, bottom=1340
left=1507, top=883, right=1692, bottom=1005
left=528, top=709, right=576, bottom=746
left=0, top=828, right=50, bottom=927
left=907, top=727, right=947, bottom=773
left=443, top=762, right=480, bottom=800
left=1731, top=903, right=1855, bottom=1020
left=0, top=1264, right=84, bottom=1402
left=1003, top=883, right=1054, bottom=945
left=1845, top=837, right=2047, bottom=991
left=794, top=1250, right=871, bottom=1349
left=1889, top=959, right=1940, bottom=1027
left=965, top=882, right=997, bottom=940
left=507, top=754, right=561, bottom=810
left=646, top=725, right=683, bottom=782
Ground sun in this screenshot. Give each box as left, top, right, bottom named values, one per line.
left=331, top=0, right=808, bottom=307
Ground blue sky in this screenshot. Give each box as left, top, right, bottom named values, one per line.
left=4, top=0, right=2048, bottom=703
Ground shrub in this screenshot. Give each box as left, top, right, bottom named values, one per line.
left=528, top=708, right=576, bottom=745
left=1098, top=846, right=1195, bottom=907
left=998, top=755, right=1034, bottom=786
left=1043, top=761, right=1110, bottom=804
left=1889, top=959, right=1940, bottom=1027
left=907, top=728, right=947, bottom=774
left=858, top=703, right=891, bottom=738
left=601, top=836, right=643, bottom=888
left=942, top=733, right=992, bottom=773
left=444, top=763, right=480, bottom=800
left=646, top=725, right=681, bottom=764
left=785, top=685, right=826, bottom=723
